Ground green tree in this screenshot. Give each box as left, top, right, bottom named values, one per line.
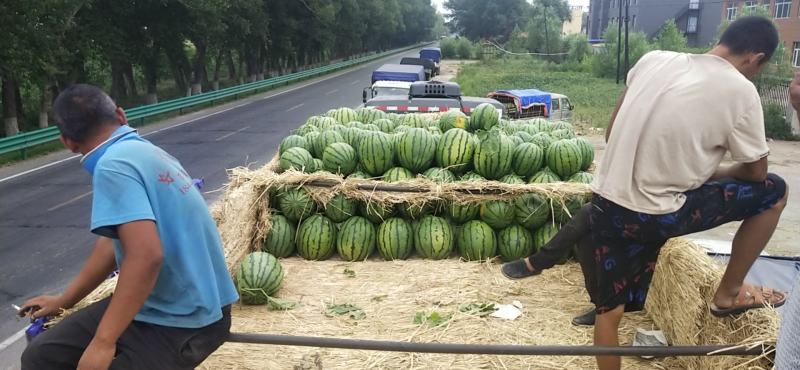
left=444, top=0, right=532, bottom=42
left=591, top=23, right=652, bottom=79
left=565, top=33, right=591, bottom=63
left=653, top=19, right=687, bottom=52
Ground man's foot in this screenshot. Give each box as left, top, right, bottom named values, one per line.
left=571, top=307, right=596, bottom=326
left=710, top=284, right=787, bottom=317
left=500, top=257, right=541, bottom=279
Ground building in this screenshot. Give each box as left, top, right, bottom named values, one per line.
left=588, top=0, right=724, bottom=47
left=721, top=1, right=800, bottom=67
left=562, top=6, right=587, bottom=35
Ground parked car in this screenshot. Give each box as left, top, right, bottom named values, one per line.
left=361, top=80, right=504, bottom=116
left=487, top=89, right=574, bottom=121
left=400, top=57, right=436, bottom=79
left=371, top=64, right=425, bottom=84
left=419, top=47, right=442, bottom=75
left=362, top=80, right=412, bottom=103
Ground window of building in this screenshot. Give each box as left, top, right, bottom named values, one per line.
left=775, top=0, right=791, bottom=18
left=689, top=0, right=700, bottom=10
left=687, top=16, right=698, bottom=32
left=726, top=2, right=738, bottom=20
left=745, top=0, right=758, bottom=10
left=611, top=0, right=616, bottom=9
left=793, top=42, right=800, bottom=67
left=632, top=15, right=636, bottom=29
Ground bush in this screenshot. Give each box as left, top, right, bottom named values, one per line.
left=565, top=34, right=591, bottom=63
left=763, top=104, right=793, bottom=140
left=440, top=37, right=458, bottom=59
left=456, top=38, right=476, bottom=59
left=591, top=24, right=651, bottom=79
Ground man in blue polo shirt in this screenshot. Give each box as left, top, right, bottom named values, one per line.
left=18, top=84, right=238, bottom=370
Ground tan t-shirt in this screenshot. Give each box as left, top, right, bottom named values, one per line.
left=591, top=51, right=770, bottom=214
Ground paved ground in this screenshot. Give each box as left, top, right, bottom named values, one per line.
left=0, top=46, right=427, bottom=368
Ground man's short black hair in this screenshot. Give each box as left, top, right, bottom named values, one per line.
left=719, top=16, right=779, bottom=65
left=53, top=84, right=119, bottom=142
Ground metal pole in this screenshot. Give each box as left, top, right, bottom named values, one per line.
left=544, top=4, right=550, bottom=58
left=227, top=333, right=769, bottom=357
left=616, top=0, right=623, bottom=84
left=624, top=0, right=630, bottom=83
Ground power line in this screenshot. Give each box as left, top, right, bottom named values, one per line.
left=484, top=40, right=569, bottom=56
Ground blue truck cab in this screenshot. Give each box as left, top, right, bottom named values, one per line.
left=419, top=47, right=442, bottom=75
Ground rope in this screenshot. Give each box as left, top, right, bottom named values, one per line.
left=227, top=333, right=768, bottom=357
left=484, top=40, right=569, bottom=57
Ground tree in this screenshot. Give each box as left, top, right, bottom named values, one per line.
left=591, top=23, right=651, bottom=79
left=444, top=0, right=531, bottom=42
left=653, top=19, right=687, bottom=52
left=565, top=33, right=591, bottom=63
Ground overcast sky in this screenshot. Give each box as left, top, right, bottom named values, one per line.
left=431, top=0, right=591, bottom=13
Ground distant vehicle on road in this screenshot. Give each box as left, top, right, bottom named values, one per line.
left=362, top=80, right=504, bottom=116
left=400, top=57, right=436, bottom=79
left=370, top=64, right=425, bottom=84
left=487, top=89, right=574, bottom=121
left=419, top=47, right=442, bottom=75
left=362, top=80, right=412, bottom=103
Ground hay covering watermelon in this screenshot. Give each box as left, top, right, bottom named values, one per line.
left=297, top=214, right=337, bottom=260
left=263, top=215, right=296, bottom=258
left=336, top=216, right=376, bottom=261
left=423, top=167, right=456, bottom=182
left=236, top=252, right=283, bottom=305
left=278, top=188, right=316, bottom=222
left=457, top=220, right=497, bottom=261
left=360, top=201, right=396, bottom=223
left=498, top=225, right=533, bottom=261
left=325, top=194, right=357, bottom=223
left=446, top=201, right=479, bottom=223
left=279, top=147, right=314, bottom=172
left=515, top=194, right=550, bottom=229
left=415, top=215, right=454, bottom=259
left=396, top=128, right=436, bottom=173
left=377, top=218, right=414, bottom=260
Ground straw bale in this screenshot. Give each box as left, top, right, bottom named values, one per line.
left=646, top=239, right=778, bottom=369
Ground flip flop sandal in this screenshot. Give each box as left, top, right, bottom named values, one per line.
left=501, top=258, right=541, bottom=280
left=710, top=285, right=787, bottom=318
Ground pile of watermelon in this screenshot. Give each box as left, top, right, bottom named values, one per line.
left=267, top=104, right=595, bottom=263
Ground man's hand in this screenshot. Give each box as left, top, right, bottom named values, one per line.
left=77, top=338, right=115, bottom=370
left=790, top=72, right=800, bottom=113
left=18, top=295, right=66, bottom=319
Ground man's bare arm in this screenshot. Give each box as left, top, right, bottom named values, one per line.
left=712, top=157, right=768, bottom=183
left=606, top=87, right=628, bottom=143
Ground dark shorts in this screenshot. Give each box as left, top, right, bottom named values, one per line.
left=589, top=173, right=787, bottom=314
left=21, top=297, right=231, bottom=370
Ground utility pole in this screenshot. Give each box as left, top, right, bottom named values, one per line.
left=616, top=0, right=623, bottom=84
left=543, top=3, right=550, bottom=58
left=624, top=0, right=630, bottom=84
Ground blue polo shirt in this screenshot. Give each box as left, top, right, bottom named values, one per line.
left=83, top=125, right=238, bottom=328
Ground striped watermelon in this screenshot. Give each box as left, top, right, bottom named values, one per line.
left=514, top=194, right=550, bottom=229
left=376, top=218, right=414, bottom=260
left=553, top=195, right=586, bottom=224
left=314, top=117, right=338, bottom=130
left=396, top=128, right=436, bottom=173
left=435, top=128, right=476, bottom=175
left=336, top=216, right=376, bottom=261
left=514, top=131, right=534, bottom=143
left=383, top=167, right=415, bottom=182
left=471, top=103, right=500, bottom=131
left=331, top=107, right=359, bottom=124
left=373, top=118, right=396, bottom=133
left=362, top=123, right=380, bottom=131
left=423, top=167, right=456, bottom=182
left=325, top=193, right=358, bottom=223
left=479, top=200, right=515, bottom=229
left=358, top=107, right=387, bottom=124
left=360, top=201, right=395, bottom=223
left=263, top=215, right=296, bottom=258
left=550, top=129, right=575, bottom=140
left=305, top=115, right=323, bottom=127
left=572, top=137, right=595, bottom=170
left=297, top=214, right=337, bottom=260
left=322, top=142, right=357, bottom=175
left=388, top=113, right=403, bottom=124
left=438, top=111, right=469, bottom=132
left=312, top=130, right=345, bottom=158
left=399, top=202, right=433, bottom=220
left=568, top=171, right=594, bottom=184
left=530, top=118, right=552, bottom=132
left=278, top=188, right=317, bottom=222
left=311, top=158, right=323, bottom=172
left=512, top=143, right=545, bottom=177
left=459, top=171, right=485, bottom=182
left=473, top=131, right=514, bottom=180
left=415, top=215, right=454, bottom=259
left=500, top=174, right=524, bottom=184
left=498, top=225, right=534, bottom=261
left=401, top=114, right=428, bottom=128
left=521, top=123, right=542, bottom=136
left=295, top=124, right=319, bottom=136
left=456, top=220, right=497, bottom=261
left=533, top=223, right=559, bottom=252
left=529, top=168, right=561, bottom=183
left=551, top=121, right=574, bottom=131
left=339, top=127, right=363, bottom=150
left=508, top=135, right=524, bottom=147
left=529, top=133, right=554, bottom=150
left=279, top=135, right=310, bottom=154
left=392, top=125, right=410, bottom=133
left=546, top=139, right=583, bottom=178
left=446, top=201, right=479, bottom=223
left=279, top=147, right=314, bottom=172
left=358, top=132, right=395, bottom=176
left=235, top=252, right=284, bottom=305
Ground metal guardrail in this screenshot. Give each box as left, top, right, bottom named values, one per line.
left=0, top=42, right=430, bottom=158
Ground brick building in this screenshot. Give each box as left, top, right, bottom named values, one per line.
left=721, top=1, right=800, bottom=67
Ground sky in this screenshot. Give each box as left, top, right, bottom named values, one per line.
left=431, top=0, right=591, bottom=14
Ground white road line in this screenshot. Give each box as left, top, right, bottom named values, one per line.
left=215, top=126, right=250, bottom=142
left=0, top=328, right=26, bottom=352
left=0, top=154, right=81, bottom=184
left=325, top=89, right=339, bottom=95
left=350, top=80, right=360, bottom=85
left=286, top=103, right=304, bottom=112
left=47, top=191, right=93, bottom=212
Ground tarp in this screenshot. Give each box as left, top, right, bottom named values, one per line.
left=420, top=48, right=442, bottom=63
left=489, top=89, right=552, bottom=111
left=371, top=64, right=425, bottom=84
left=400, top=57, right=435, bottom=71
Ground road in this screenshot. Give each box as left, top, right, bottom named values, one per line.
left=0, top=46, right=427, bottom=363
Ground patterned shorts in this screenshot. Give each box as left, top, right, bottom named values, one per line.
left=590, top=173, right=787, bottom=314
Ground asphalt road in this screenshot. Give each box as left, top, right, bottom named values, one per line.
left=0, top=46, right=428, bottom=357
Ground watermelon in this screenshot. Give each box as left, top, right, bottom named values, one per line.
left=512, top=143, right=545, bottom=177
left=399, top=202, right=433, bottom=220
left=435, top=128, right=476, bottom=175
left=471, top=103, right=500, bottom=131
left=415, top=215, right=454, bottom=259
left=498, top=225, right=534, bottom=261
left=393, top=125, right=411, bottom=133
left=235, top=252, right=284, bottom=304
left=551, top=121, right=574, bottom=131
left=459, top=171, right=485, bottom=182
left=358, top=107, right=386, bottom=124
left=396, top=128, right=436, bottom=173
left=322, top=142, right=357, bottom=175
left=553, top=196, right=586, bottom=224
left=362, top=123, right=380, bottom=131
left=521, top=123, right=541, bottom=136
left=500, top=174, right=524, bottom=184
left=572, top=137, right=595, bottom=170
left=331, top=107, right=359, bottom=124
left=401, top=114, right=428, bottom=128
left=473, top=131, right=514, bottom=180
left=263, top=215, right=296, bottom=258
left=514, top=194, right=550, bottom=229
left=358, top=132, right=395, bottom=176
left=360, top=201, right=395, bottom=223
left=325, top=193, right=358, bottom=223
left=550, top=128, right=575, bottom=140
left=295, top=124, right=319, bottom=136
left=373, top=118, right=396, bottom=133
left=315, top=117, right=338, bottom=130
left=530, top=118, right=552, bottom=132
left=546, top=139, right=583, bottom=178
left=340, top=127, right=363, bottom=150
left=568, top=171, right=594, bottom=184
left=480, top=200, right=515, bottom=229
left=508, top=135, right=524, bottom=147
left=278, top=188, right=316, bottom=222
left=438, top=110, right=469, bottom=132
left=348, top=170, right=371, bottom=179
left=423, top=167, right=456, bottom=182
left=529, top=133, right=554, bottom=150
left=297, top=214, right=337, bottom=260
left=446, top=201, right=479, bottom=223
left=279, top=147, right=314, bottom=172
left=279, top=135, right=310, bottom=155
left=533, top=223, right=559, bottom=252
left=456, top=220, right=497, bottom=261
left=305, top=115, right=323, bottom=127
left=376, top=218, right=414, bottom=260
left=383, top=167, right=415, bottom=182
left=529, top=168, right=561, bottom=183
left=311, top=158, right=323, bottom=172
left=336, top=216, right=376, bottom=261
left=312, top=130, right=344, bottom=158
left=514, top=131, right=534, bottom=143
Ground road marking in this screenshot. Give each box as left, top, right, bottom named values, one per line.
left=0, top=328, right=26, bottom=352
left=350, top=80, right=360, bottom=85
left=215, top=126, right=251, bottom=142
left=325, top=89, right=339, bottom=95
left=48, top=191, right=93, bottom=212
left=286, top=103, right=305, bottom=112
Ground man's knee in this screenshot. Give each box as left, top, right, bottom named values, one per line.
left=767, top=173, right=788, bottom=210
left=21, top=338, right=47, bottom=369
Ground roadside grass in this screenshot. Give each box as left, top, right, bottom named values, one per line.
left=455, top=58, right=624, bottom=128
